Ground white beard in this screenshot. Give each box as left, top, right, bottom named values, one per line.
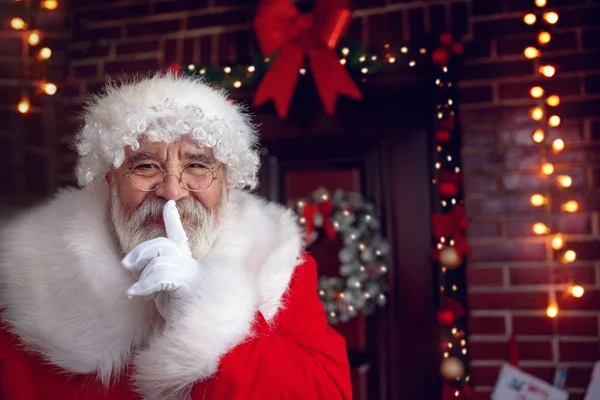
left=110, top=185, right=226, bottom=260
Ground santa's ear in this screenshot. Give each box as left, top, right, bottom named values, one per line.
left=105, top=172, right=112, bottom=185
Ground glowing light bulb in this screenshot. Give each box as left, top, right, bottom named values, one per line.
left=361, top=67, right=368, bottom=74
left=41, top=0, right=58, bottom=9
left=359, top=55, right=366, bottom=62
left=557, top=175, right=572, bottom=188
left=247, top=65, right=255, bottom=73
left=533, top=222, right=550, bottom=235
left=570, top=285, right=584, bottom=298
left=10, top=17, right=26, bottom=30
left=560, top=200, right=578, bottom=212
left=548, top=115, right=561, bottom=127
left=524, top=13, right=537, bottom=25
left=339, top=58, right=347, bottom=65
left=535, top=0, right=547, bottom=7
left=299, top=68, right=306, bottom=75
left=42, top=82, right=57, bottom=95
left=17, top=97, right=30, bottom=114
left=28, top=30, right=40, bottom=46
left=546, top=304, right=559, bottom=318
left=531, top=107, right=544, bottom=121
left=530, top=194, right=547, bottom=206
left=233, top=80, right=242, bottom=88
left=530, top=86, right=544, bottom=98
left=223, top=66, right=231, bottom=74
left=538, top=31, right=552, bottom=45
left=552, top=139, right=565, bottom=153
left=341, top=47, right=350, bottom=56
left=388, top=56, right=396, bottom=63
left=562, top=250, right=576, bottom=263
left=551, top=234, right=564, bottom=250
left=544, top=12, right=559, bottom=24
left=37, top=47, right=52, bottom=60
left=541, top=163, right=554, bottom=176
left=547, top=95, right=560, bottom=106
left=540, top=65, right=556, bottom=77
left=532, top=129, right=545, bottom=143
left=524, top=47, right=540, bottom=59
left=401, top=47, right=408, bottom=54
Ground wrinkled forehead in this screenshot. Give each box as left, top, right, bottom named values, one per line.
left=124, top=134, right=216, bottom=162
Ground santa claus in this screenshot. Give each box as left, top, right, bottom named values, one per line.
left=0, top=73, right=351, bottom=399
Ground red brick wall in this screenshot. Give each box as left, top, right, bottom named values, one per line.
left=2, top=0, right=600, bottom=398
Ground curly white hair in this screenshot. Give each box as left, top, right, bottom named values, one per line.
left=74, top=71, right=261, bottom=189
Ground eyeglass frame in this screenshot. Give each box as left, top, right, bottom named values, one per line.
left=125, top=160, right=223, bottom=193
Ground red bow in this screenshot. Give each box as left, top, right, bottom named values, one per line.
left=303, top=199, right=337, bottom=242
left=253, top=0, right=362, bottom=118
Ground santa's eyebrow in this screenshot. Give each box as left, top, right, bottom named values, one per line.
left=126, top=152, right=157, bottom=165
left=184, top=153, right=215, bottom=164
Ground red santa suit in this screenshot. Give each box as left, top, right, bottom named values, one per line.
left=0, top=184, right=352, bottom=399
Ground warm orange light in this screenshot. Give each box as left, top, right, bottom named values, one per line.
left=533, top=222, right=550, bottom=235
left=524, top=47, right=540, bottom=59
left=544, top=12, right=559, bottom=24
left=10, top=17, right=26, bottom=30
left=530, top=86, right=544, bottom=98
left=40, top=0, right=58, bottom=9
left=546, top=304, right=559, bottom=318
left=535, top=0, right=547, bottom=7
left=547, top=95, right=560, bottom=106
left=233, top=80, right=242, bottom=88
left=540, top=65, right=556, bottom=77
left=388, top=56, right=396, bottom=63
left=561, top=200, right=578, bottom=212
left=548, top=115, right=561, bottom=127
left=532, top=129, right=545, bottom=143
left=557, top=175, right=572, bottom=188
left=28, top=30, right=40, bottom=46
left=562, top=250, right=576, bottom=263
left=538, top=32, right=552, bottom=45
left=530, top=194, right=547, bottom=207
left=541, top=163, right=554, bottom=176
left=17, top=97, right=30, bottom=114
left=524, top=13, right=537, bottom=25
left=570, top=285, right=584, bottom=298
left=37, top=47, right=52, bottom=60
left=551, top=234, right=564, bottom=250
left=42, top=82, right=57, bottom=95
left=531, top=107, right=544, bottom=121
left=552, top=139, right=565, bottom=153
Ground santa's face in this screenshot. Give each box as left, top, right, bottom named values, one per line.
left=107, top=135, right=228, bottom=258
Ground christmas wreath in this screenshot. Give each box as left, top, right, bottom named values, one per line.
left=290, top=188, right=390, bottom=324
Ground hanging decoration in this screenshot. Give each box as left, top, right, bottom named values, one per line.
left=428, top=36, right=472, bottom=399
left=522, top=0, right=582, bottom=321
left=8, top=0, right=58, bottom=115
left=252, top=0, right=362, bottom=118
left=289, top=188, right=390, bottom=325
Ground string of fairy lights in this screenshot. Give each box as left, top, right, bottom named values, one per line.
left=523, top=0, right=583, bottom=320
left=8, top=0, right=58, bottom=114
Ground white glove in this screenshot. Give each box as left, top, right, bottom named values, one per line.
left=122, top=200, right=204, bottom=320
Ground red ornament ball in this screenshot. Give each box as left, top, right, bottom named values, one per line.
left=439, top=182, right=459, bottom=198
left=167, top=62, right=183, bottom=73
left=432, top=48, right=450, bottom=65
left=435, top=130, right=451, bottom=143
left=440, top=33, right=454, bottom=45
left=450, top=42, right=464, bottom=55
left=437, top=310, right=455, bottom=327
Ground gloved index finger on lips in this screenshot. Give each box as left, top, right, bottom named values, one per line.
left=163, top=200, right=190, bottom=251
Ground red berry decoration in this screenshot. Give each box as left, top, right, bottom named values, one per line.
left=440, top=33, right=454, bottom=45
left=437, top=310, right=455, bottom=327
left=435, top=130, right=451, bottom=143
left=432, top=48, right=450, bottom=65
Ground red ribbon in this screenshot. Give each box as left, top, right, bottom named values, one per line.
left=508, top=334, right=519, bottom=366
left=253, top=0, right=362, bottom=118
left=303, top=199, right=337, bottom=241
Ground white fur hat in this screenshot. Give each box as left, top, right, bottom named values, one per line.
left=74, top=72, right=260, bottom=189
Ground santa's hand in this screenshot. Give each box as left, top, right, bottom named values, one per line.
left=122, top=200, right=203, bottom=319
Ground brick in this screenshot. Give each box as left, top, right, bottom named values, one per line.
left=449, top=2, right=468, bottom=37
left=469, top=316, right=506, bottom=335
left=127, top=20, right=182, bottom=37
left=461, top=105, right=530, bottom=126
left=586, top=75, right=600, bottom=94
left=503, top=169, right=586, bottom=191
left=498, top=77, right=582, bottom=100
left=554, top=191, right=600, bottom=213
left=116, top=40, right=159, bottom=56
left=182, top=37, right=194, bottom=63
left=543, top=51, right=600, bottom=74
left=559, top=341, right=598, bottom=362
left=188, top=12, right=248, bottom=30
left=459, top=85, right=493, bottom=103
left=163, top=38, right=179, bottom=65
left=473, top=17, right=530, bottom=40
left=407, top=8, right=425, bottom=41
left=464, top=174, right=499, bottom=193
left=471, top=242, right=547, bottom=263
left=513, top=316, right=554, bottom=335
left=463, top=60, right=533, bottom=81
left=471, top=366, right=501, bottom=387
left=154, top=0, right=209, bottom=13
left=559, top=316, right=598, bottom=336
left=470, top=340, right=552, bottom=360
left=510, top=265, right=596, bottom=286
left=463, top=147, right=540, bottom=172
left=387, top=11, right=403, bottom=44
left=506, top=215, right=592, bottom=238
left=0, top=86, right=21, bottom=107
left=497, top=31, right=578, bottom=57
left=0, top=38, right=21, bottom=55
left=505, top=0, right=586, bottom=11
left=498, top=121, right=583, bottom=147
left=559, top=6, right=600, bottom=28
left=104, top=59, right=160, bottom=75
left=73, top=65, right=98, bottom=79
left=469, top=267, right=504, bottom=286
left=69, top=44, right=111, bottom=60
left=217, top=32, right=237, bottom=63
left=429, top=5, right=447, bottom=37
left=468, top=220, right=503, bottom=238
left=582, top=28, right=600, bottom=49
left=566, top=239, right=600, bottom=261
left=472, top=1, right=502, bottom=16
left=465, top=193, right=532, bottom=215
left=199, top=36, right=212, bottom=64
left=464, top=40, right=491, bottom=59
left=80, top=26, right=122, bottom=41
left=558, top=289, right=600, bottom=311
left=36, top=11, right=66, bottom=32
left=75, top=4, right=148, bottom=23
left=550, top=144, right=600, bottom=165
left=566, top=367, right=593, bottom=387
left=462, top=125, right=496, bottom=147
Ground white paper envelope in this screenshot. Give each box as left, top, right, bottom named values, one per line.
left=492, top=363, right=569, bottom=400
left=584, top=361, right=600, bottom=400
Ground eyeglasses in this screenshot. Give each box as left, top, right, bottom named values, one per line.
left=126, top=161, right=222, bottom=192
